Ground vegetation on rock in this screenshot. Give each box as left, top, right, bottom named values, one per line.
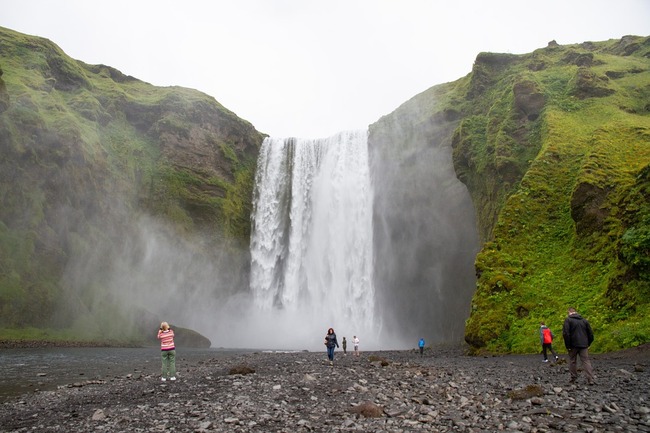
left=453, top=37, right=650, bottom=353
left=0, top=27, right=264, bottom=345
left=370, top=35, right=650, bottom=353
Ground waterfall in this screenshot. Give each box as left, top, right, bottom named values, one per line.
left=249, top=130, right=375, bottom=346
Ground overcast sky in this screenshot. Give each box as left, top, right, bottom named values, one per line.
left=1, top=1, right=649, bottom=138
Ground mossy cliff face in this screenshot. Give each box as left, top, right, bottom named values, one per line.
left=0, top=27, right=264, bottom=338
left=370, top=35, right=650, bottom=353
left=453, top=36, right=650, bottom=353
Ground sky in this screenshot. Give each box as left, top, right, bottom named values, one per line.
left=1, top=0, right=649, bottom=139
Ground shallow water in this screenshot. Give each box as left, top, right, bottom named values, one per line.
left=0, top=347, right=247, bottom=402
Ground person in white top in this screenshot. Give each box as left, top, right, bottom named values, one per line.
left=353, top=336, right=360, bottom=357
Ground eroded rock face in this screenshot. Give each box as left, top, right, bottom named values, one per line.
left=467, top=53, right=520, bottom=98
left=570, top=182, right=610, bottom=235
left=573, top=67, right=616, bottom=99
left=513, top=80, right=545, bottom=121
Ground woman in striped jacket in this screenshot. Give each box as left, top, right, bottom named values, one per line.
left=157, top=321, right=176, bottom=381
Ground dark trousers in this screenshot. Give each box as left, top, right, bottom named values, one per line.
left=327, top=346, right=335, bottom=361
left=542, top=343, right=557, bottom=360
left=568, top=347, right=595, bottom=383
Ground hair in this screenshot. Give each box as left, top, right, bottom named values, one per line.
left=327, top=328, right=334, bottom=334
left=540, top=322, right=545, bottom=326
left=160, top=321, right=170, bottom=330
left=567, top=307, right=576, bottom=314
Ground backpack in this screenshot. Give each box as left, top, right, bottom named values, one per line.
left=542, top=327, right=553, bottom=344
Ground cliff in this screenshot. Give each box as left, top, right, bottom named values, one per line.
left=0, top=27, right=265, bottom=343
left=373, top=35, right=650, bottom=353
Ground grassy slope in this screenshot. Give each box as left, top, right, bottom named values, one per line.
left=460, top=37, right=650, bottom=353
left=0, top=27, right=263, bottom=342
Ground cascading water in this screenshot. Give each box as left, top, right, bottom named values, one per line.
left=249, top=130, right=376, bottom=348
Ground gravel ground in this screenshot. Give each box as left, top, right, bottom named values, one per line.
left=1, top=344, right=648, bottom=432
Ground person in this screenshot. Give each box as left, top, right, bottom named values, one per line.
left=324, top=328, right=339, bottom=365
left=342, top=337, right=347, bottom=354
left=418, top=338, right=425, bottom=356
left=562, top=308, right=595, bottom=384
left=157, top=321, right=176, bottom=381
left=353, top=335, right=360, bottom=357
left=539, top=322, right=559, bottom=363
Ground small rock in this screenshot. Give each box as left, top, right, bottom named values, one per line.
left=350, top=401, right=383, bottom=418
left=91, top=409, right=106, bottom=421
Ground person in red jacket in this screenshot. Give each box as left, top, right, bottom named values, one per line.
left=539, top=322, right=559, bottom=363
left=157, top=321, right=176, bottom=382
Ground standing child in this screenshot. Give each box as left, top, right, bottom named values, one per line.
left=418, top=338, right=425, bottom=356
left=353, top=335, right=360, bottom=357
left=342, top=337, right=347, bottom=355
left=158, top=321, right=176, bottom=381
left=539, top=322, right=559, bottom=363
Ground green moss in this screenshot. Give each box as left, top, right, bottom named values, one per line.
left=0, top=26, right=263, bottom=336
left=221, top=158, right=256, bottom=239
left=462, top=36, right=650, bottom=353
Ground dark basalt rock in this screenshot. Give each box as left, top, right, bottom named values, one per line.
left=0, top=347, right=647, bottom=432
left=570, top=182, right=610, bottom=235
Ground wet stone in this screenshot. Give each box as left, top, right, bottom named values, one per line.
left=0, top=345, right=648, bottom=432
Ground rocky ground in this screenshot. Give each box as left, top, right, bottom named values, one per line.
left=0, top=344, right=648, bottom=432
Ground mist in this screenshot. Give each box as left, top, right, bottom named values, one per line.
left=57, top=114, right=479, bottom=351
left=369, top=103, right=480, bottom=345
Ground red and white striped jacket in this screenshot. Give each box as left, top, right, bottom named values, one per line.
left=157, top=329, right=175, bottom=351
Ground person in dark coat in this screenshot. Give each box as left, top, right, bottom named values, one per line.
left=562, top=307, right=595, bottom=384
left=324, top=328, right=339, bottom=365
